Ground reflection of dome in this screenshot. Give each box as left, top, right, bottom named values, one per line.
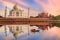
left=0, top=25, right=3, bottom=27
left=13, top=32, right=20, bottom=38
left=13, top=4, right=19, bottom=10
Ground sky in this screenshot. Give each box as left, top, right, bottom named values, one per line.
left=0, top=0, right=60, bottom=16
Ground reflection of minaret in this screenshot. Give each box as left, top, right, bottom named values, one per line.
left=5, top=25, right=7, bottom=36
left=20, top=26, right=23, bottom=32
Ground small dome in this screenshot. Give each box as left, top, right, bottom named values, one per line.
left=13, top=4, right=19, bottom=10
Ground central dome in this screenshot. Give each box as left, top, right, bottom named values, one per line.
left=13, top=4, right=19, bottom=10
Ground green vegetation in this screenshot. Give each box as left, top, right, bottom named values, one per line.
left=52, top=15, right=60, bottom=27
left=52, top=23, right=60, bottom=27
left=53, top=15, right=60, bottom=20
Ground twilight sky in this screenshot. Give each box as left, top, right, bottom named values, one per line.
left=0, top=0, right=60, bottom=16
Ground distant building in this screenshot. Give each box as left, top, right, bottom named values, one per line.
left=34, top=12, right=53, bottom=19
left=38, top=12, right=49, bottom=18
left=8, top=4, right=23, bottom=18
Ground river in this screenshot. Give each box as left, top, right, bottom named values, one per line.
left=0, top=25, right=60, bottom=40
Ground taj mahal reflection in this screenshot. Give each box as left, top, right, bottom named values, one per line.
left=8, top=25, right=23, bottom=37
left=4, top=25, right=39, bottom=39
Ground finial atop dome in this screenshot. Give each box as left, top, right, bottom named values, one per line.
left=13, top=4, right=19, bottom=10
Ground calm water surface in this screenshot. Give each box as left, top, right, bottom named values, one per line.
left=0, top=25, right=60, bottom=40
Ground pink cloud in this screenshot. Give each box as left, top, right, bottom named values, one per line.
left=0, top=0, right=14, bottom=8
left=35, top=0, right=60, bottom=16
left=14, top=0, right=31, bottom=7
left=0, top=0, right=31, bottom=8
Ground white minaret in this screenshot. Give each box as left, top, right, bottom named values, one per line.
left=5, top=6, right=7, bottom=18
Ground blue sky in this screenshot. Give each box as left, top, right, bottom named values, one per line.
left=0, top=0, right=44, bottom=12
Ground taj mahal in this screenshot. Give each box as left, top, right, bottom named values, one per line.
left=9, top=4, right=23, bottom=18
left=5, top=4, right=24, bottom=18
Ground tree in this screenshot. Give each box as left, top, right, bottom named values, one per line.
left=52, top=15, right=60, bottom=27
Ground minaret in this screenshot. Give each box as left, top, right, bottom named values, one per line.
left=28, top=8, right=29, bottom=18
left=5, top=6, right=7, bottom=18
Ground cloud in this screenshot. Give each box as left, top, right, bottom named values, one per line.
left=35, top=0, right=60, bottom=16
left=0, top=10, right=5, bottom=16
left=0, top=0, right=14, bottom=8
left=1, top=0, right=31, bottom=8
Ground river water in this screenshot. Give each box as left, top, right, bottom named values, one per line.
left=0, top=25, right=60, bottom=40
